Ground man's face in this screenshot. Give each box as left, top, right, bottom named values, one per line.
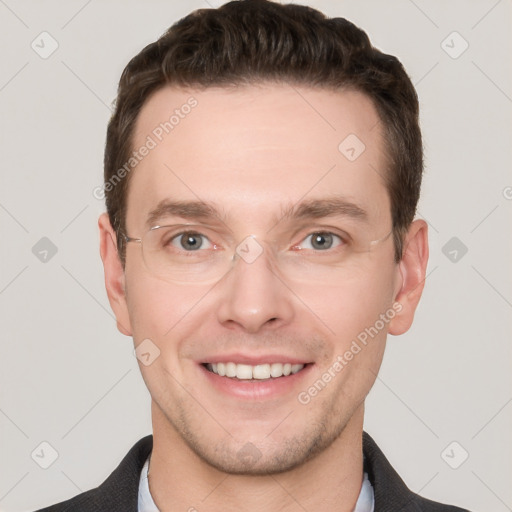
left=110, top=84, right=408, bottom=474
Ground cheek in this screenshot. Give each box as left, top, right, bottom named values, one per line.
left=124, top=268, right=209, bottom=341
left=124, top=274, right=214, bottom=392
left=292, top=262, right=396, bottom=341
left=331, top=265, right=395, bottom=387
left=305, top=272, right=393, bottom=406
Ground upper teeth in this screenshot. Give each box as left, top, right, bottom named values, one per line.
left=207, top=362, right=305, bottom=380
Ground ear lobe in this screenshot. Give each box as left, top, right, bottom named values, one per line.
left=388, top=219, right=429, bottom=336
left=98, top=213, right=132, bottom=336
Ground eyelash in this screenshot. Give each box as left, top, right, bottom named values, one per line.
left=166, top=230, right=348, bottom=252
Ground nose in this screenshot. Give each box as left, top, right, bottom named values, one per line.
left=215, top=241, right=295, bottom=333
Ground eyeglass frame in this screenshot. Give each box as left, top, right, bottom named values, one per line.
left=121, top=222, right=394, bottom=281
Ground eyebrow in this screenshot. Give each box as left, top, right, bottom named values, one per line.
left=146, top=197, right=368, bottom=228
left=146, top=200, right=222, bottom=228
left=280, top=197, right=368, bottom=223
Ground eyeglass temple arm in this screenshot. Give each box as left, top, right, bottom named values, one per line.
left=123, top=235, right=142, bottom=243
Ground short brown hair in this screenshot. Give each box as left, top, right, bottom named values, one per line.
left=104, top=0, right=422, bottom=264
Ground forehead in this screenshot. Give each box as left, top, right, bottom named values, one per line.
left=126, top=83, right=390, bottom=231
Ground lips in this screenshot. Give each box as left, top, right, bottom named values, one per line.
left=205, top=362, right=305, bottom=380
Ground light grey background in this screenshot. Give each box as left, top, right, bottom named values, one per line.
left=1, top=1, right=511, bottom=511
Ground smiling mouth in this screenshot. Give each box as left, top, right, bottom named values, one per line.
left=203, top=362, right=307, bottom=380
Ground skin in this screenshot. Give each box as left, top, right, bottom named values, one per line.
left=99, top=84, right=428, bottom=511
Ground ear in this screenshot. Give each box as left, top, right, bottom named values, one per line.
left=388, top=219, right=429, bottom=335
left=98, top=213, right=132, bottom=336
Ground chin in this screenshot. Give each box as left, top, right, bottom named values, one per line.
left=181, top=423, right=343, bottom=476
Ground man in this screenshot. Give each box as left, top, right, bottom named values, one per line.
left=36, top=0, right=470, bottom=510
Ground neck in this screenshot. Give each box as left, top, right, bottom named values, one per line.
left=148, top=401, right=365, bottom=512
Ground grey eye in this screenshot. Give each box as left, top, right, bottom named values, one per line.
left=171, top=232, right=212, bottom=251
left=300, top=232, right=343, bottom=251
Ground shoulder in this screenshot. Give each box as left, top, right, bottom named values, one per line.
left=414, top=494, right=471, bottom=512
left=362, top=431, right=471, bottom=512
left=33, top=435, right=153, bottom=512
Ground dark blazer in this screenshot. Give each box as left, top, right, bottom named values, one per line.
left=35, top=431, right=470, bottom=511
